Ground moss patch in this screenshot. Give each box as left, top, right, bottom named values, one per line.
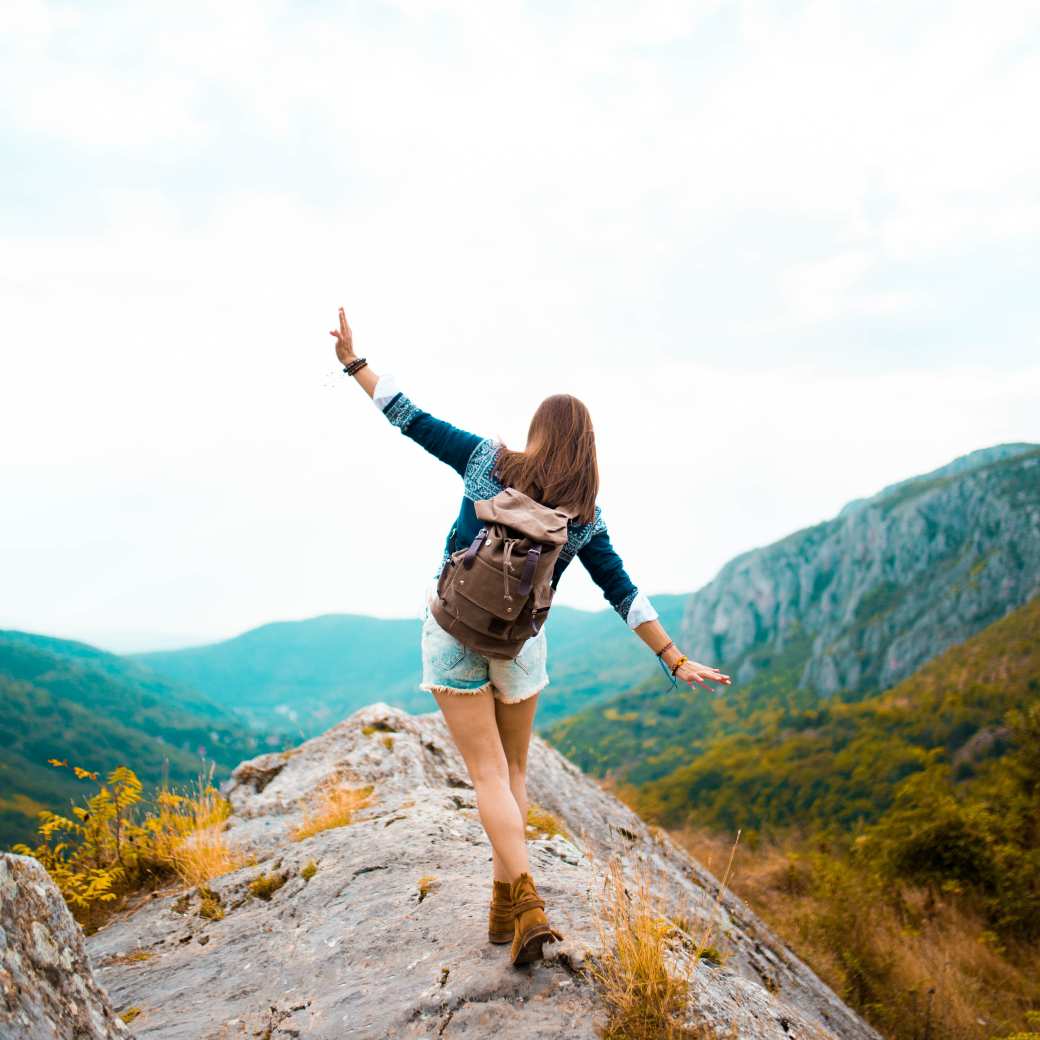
left=198, top=885, right=224, bottom=920
left=526, top=803, right=570, bottom=841
left=248, top=872, right=288, bottom=901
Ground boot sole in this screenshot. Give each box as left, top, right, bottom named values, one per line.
left=510, top=924, right=555, bottom=966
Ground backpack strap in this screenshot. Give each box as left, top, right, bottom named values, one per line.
left=463, top=526, right=488, bottom=569
left=516, top=545, right=542, bottom=597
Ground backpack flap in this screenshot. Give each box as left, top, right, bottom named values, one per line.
left=473, top=488, right=571, bottom=545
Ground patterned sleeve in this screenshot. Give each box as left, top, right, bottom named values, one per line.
left=577, top=513, right=659, bottom=629
left=371, top=374, right=483, bottom=477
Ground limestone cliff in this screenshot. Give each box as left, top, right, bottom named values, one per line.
left=79, top=704, right=878, bottom=1039
left=682, top=443, right=1040, bottom=695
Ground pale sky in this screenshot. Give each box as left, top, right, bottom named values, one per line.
left=2, top=1, right=1039, bottom=652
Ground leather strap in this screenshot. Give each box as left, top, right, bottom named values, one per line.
left=512, top=895, right=545, bottom=915
left=516, top=546, right=541, bottom=597
left=463, top=527, right=488, bottom=569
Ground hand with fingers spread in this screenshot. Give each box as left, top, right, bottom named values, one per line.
left=673, top=659, right=731, bottom=692
left=329, top=307, right=356, bottom=366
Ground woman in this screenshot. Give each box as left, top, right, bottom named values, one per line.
left=330, top=307, right=730, bottom=966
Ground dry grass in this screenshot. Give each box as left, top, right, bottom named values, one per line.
left=587, top=857, right=716, bottom=1040
left=171, top=823, right=249, bottom=888
left=526, top=802, right=570, bottom=841
left=291, top=783, right=375, bottom=842
left=674, top=827, right=1040, bottom=1040
left=164, top=776, right=250, bottom=887
left=417, top=875, right=438, bottom=902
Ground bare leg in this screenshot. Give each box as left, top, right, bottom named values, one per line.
left=432, top=688, right=530, bottom=882
left=490, top=691, right=540, bottom=884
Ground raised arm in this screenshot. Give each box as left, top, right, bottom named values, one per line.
left=577, top=517, right=731, bottom=693
left=331, top=307, right=481, bottom=476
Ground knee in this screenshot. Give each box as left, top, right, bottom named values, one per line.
left=506, top=758, right=527, bottom=787
left=469, top=757, right=510, bottom=790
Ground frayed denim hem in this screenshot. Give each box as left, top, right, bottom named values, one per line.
left=420, top=680, right=495, bottom=698
left=490, top=679, right=550, bottom=705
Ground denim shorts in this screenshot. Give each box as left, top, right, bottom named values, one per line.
left=419, top=599, right=549, bottom=704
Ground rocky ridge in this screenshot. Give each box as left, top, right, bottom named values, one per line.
left=81, top=704, right=878, bottom=1040
left=682, top=443, right=1040, bottom=695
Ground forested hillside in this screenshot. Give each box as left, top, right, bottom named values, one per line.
left=0, top=631, right=266, bottom=846
left=665, top=598, right=1040, bottom=1039
left=636, top=593, right=1040, bottom=833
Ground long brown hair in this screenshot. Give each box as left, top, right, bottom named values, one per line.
left=493, top=394, right=599, bottom=525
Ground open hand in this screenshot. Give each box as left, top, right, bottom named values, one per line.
left=674, top=660, right=731, bottom=692
left=329, top=307, right=355, bottom=366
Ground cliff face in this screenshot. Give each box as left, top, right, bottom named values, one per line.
left=682, top=444, right=1040, bottom=696
left=82, top=704, right=878, bottom=1040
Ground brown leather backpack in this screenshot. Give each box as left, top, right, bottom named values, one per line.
left=429, top=487, right=573, bottom=660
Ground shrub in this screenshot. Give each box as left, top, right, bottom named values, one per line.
left=12, top=761, right=240, bottom=930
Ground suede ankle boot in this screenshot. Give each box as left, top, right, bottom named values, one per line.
left=488, top=880, right=514, bottom=944
left=509, top=872, right=564, bottom=966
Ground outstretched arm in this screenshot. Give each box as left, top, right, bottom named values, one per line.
left=331, top=306, right=482, bottom=476
left=577, top=520, right=731, bottom=693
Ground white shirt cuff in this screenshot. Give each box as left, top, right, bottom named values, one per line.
left=626, top=590, right=659, bottom=629
left=372, top=373, right=401, bottom=411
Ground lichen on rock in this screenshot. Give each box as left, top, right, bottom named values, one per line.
left=0, top=853, right=129, bottom=1040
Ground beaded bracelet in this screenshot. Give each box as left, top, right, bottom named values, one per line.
left=343, top=357, right=368, bottom=376
left=655, top=640, right=674, bottom=659
left=670, top=654, right=688, bottom=678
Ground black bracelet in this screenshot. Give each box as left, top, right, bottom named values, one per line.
left=343, top=357, right=367, bottom=376
left=655, top=640, right=674, bottom=659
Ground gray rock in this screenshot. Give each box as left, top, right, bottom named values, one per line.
left=87, top=704, right=878, bottom=1040
left=0, top=853, right=130, bottom=1040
